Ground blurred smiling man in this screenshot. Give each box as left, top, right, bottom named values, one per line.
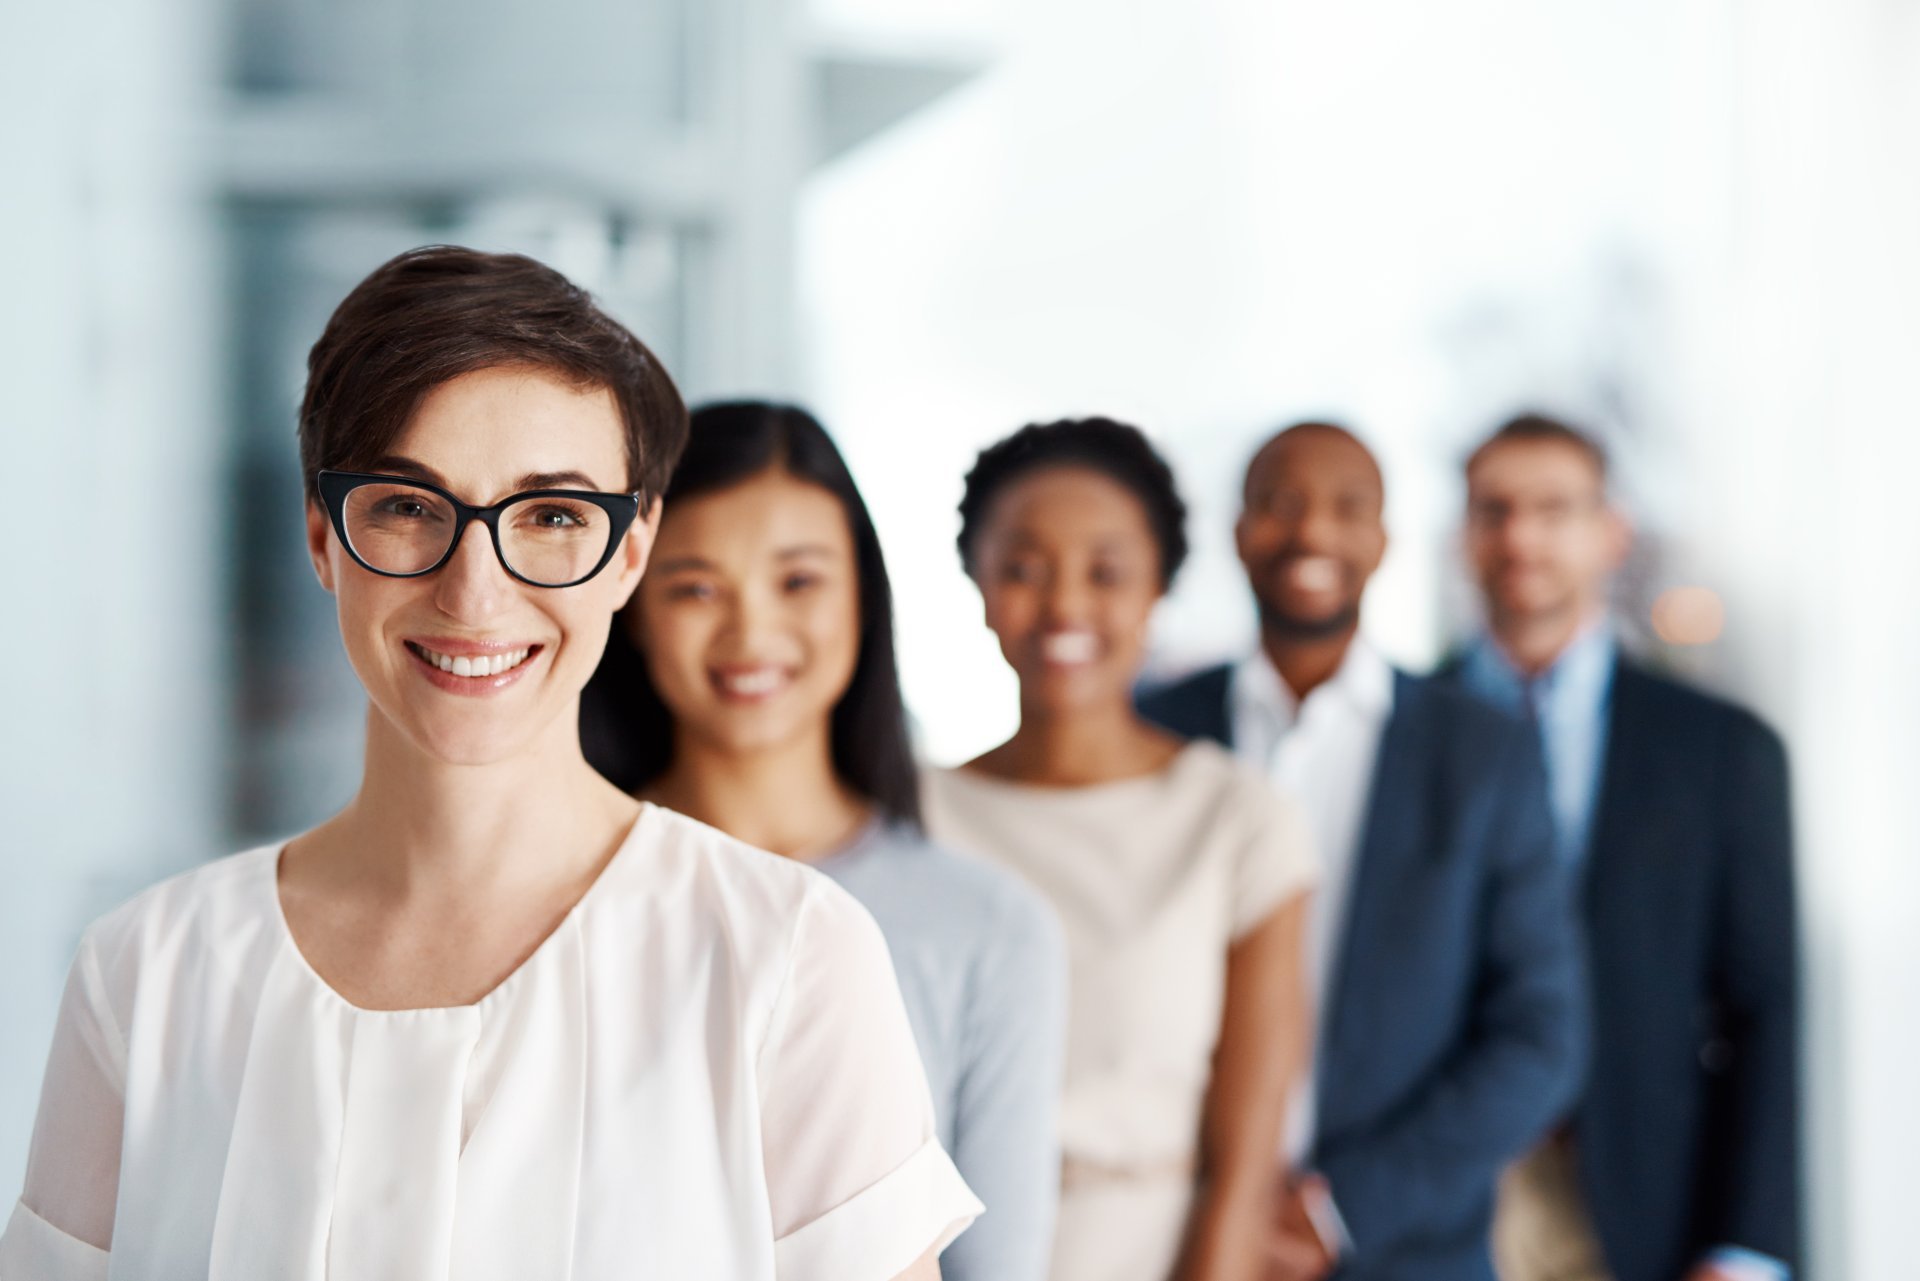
left=1450, top=414, right=1801, bottom=1281
left=1140, top=422, right=1585, bottom=1281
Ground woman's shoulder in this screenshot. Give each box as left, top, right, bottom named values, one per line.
left=1170, top=738, right=1295, bottom=813
left=634, top=803, right=837, bottom=901
left=1158, top=742, right=1316, bottom=879
left=915, top=762, right=975, bottom=803
left=1165, top=734, right=1246, bottom=780
left=67, top=844, right=285, bottom=1026
left=82, top=844, right=280, bottom=963
left=858, top=823, right=1063, bottom=947
left=608, top=804, right=887, bottom=971
left=914, top=762, right=1005, bottom=834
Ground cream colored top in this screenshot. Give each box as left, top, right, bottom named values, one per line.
left=922, top=741, right=1316, bottom=1172
left=1, top=805, right=980, bottom=1281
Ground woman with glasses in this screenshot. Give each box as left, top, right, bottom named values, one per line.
left=921, top=419, right=1317, bottom=1281
left=0, top=248, right=979, bottom=1281
left=580, top=400, right=1068, bottom=1281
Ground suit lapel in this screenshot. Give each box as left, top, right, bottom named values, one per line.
left=1584, top=658, right=1647, bottom=901
left=1205, top=664, right=1236, bottom=747
left=1317, top=672, right=1429, bottom=1104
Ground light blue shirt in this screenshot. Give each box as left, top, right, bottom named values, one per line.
left=1460, top=626, right=1790, bottom=1281
left=818, top=819, right=1068, bottom=1281
left=1460, top=623, right=1617, bottom=864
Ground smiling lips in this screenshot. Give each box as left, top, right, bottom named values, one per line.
left=1039, top=630, right=1100, bottom=667
left=1281, top=555, right=1342, bottom=593
left=712, top=666, right=791, bottom=702
left=412, top=643, right=535, bottom=677
left=405, top=640, right=543, bottom=694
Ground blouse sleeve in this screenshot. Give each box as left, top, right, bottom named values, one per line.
left=758, top=879, right=983, bottom=1281
left=1229, top=771, right=1320, bottom=939
left=1, top=928, right=125, bottom=1280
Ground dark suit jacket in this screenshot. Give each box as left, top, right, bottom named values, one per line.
left=1138, top=663, right=1587, bottom=1281
left=1438, top=655, right=1802, bottom=1281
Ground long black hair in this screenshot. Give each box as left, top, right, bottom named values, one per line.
left=580, top=400, right=922, bottom=827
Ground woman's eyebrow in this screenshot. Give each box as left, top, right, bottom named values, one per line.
left=367, top=456, right=446, bottom=486
left=515, top=469, right=603, bottom=492
left=363, top=458, right=606, bottom=496
left=776, top=544, right=840, bottom=560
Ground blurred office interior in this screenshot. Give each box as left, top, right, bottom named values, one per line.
left=2, top=0, right=1916, bottom=1275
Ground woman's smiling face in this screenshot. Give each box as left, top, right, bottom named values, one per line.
left=630, top=468, right=861, bottom=761
left=968, top=465, right=1165, bottom=717
left=305, top=364, right=656, bottom=767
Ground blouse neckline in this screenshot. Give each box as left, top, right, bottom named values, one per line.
left=261, top=802, right=659, bottom=1018
left=938, top=740, right=1210, bottom=799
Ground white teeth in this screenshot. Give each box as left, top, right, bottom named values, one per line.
left=719, top=668, right=786, bottom=696
left=415, top=645, right=533, bottom=678
left=1286, top=557, right=1341, bottom=592
left=1040, top=631, right=1100, bottom=665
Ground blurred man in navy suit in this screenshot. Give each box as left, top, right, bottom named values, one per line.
left=1138, top=423, right=1585, bottom=1281
left=1447, top=415, right=1800, bottom=1281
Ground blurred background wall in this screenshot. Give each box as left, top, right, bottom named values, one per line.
left=3, top=0, right=1916, bottom=1275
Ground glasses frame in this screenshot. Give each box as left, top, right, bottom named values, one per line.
left=316, top=469, right=643, bottom=589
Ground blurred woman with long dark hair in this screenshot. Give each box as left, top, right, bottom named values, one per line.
left=583, top=401, right=1067, bottom=1281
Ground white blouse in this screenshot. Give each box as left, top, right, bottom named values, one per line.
left=0, top=804, right=981, bottom=1281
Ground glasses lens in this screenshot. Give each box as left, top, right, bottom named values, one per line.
left=341, top=483, right=458, bottom=575
left=498, top=495, right=613, bottom=586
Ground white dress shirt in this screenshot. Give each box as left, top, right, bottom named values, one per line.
left=1230, top=638, right=1395, bottom=1163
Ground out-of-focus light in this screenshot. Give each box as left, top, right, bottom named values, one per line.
left=1651, top=585, right=1725, bottom=646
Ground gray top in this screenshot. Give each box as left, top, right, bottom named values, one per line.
left=818, top=819, right=1068, bottom=1281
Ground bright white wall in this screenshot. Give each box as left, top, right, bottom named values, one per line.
left=1692, top=2, right=1920, bottom=1272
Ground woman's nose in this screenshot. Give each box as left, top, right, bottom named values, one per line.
left=1040, top=578, right=1092, bottom=624
left=431, top=521, right=514, bottom=621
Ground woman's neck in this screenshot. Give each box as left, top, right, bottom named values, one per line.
left=295, top=703, right=639, bottom=906
left=645, top=730, right=870, bottom=862
left=976, top=696, right=1182, bottom=787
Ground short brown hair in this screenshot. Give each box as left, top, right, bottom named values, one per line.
left=1466, top=412, right=1608, bottom=484
left=298, top=245, right=688, bottom=504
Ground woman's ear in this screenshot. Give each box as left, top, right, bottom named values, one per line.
left=611, top=498, right=664, bottom=607
left=305, top=500, right=338, bottom=593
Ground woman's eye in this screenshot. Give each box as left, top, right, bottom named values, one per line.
left=379, top=498, right=430, bottom=520
left=664, top=581, right=713, bottom=602
left=999, top=560, right=1039, bottom=585
left=525, top=505, right=590, bottom=530
left=782, top=572, right=821, bottom=593
left=1091, top=563, right=1134, bottom=587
